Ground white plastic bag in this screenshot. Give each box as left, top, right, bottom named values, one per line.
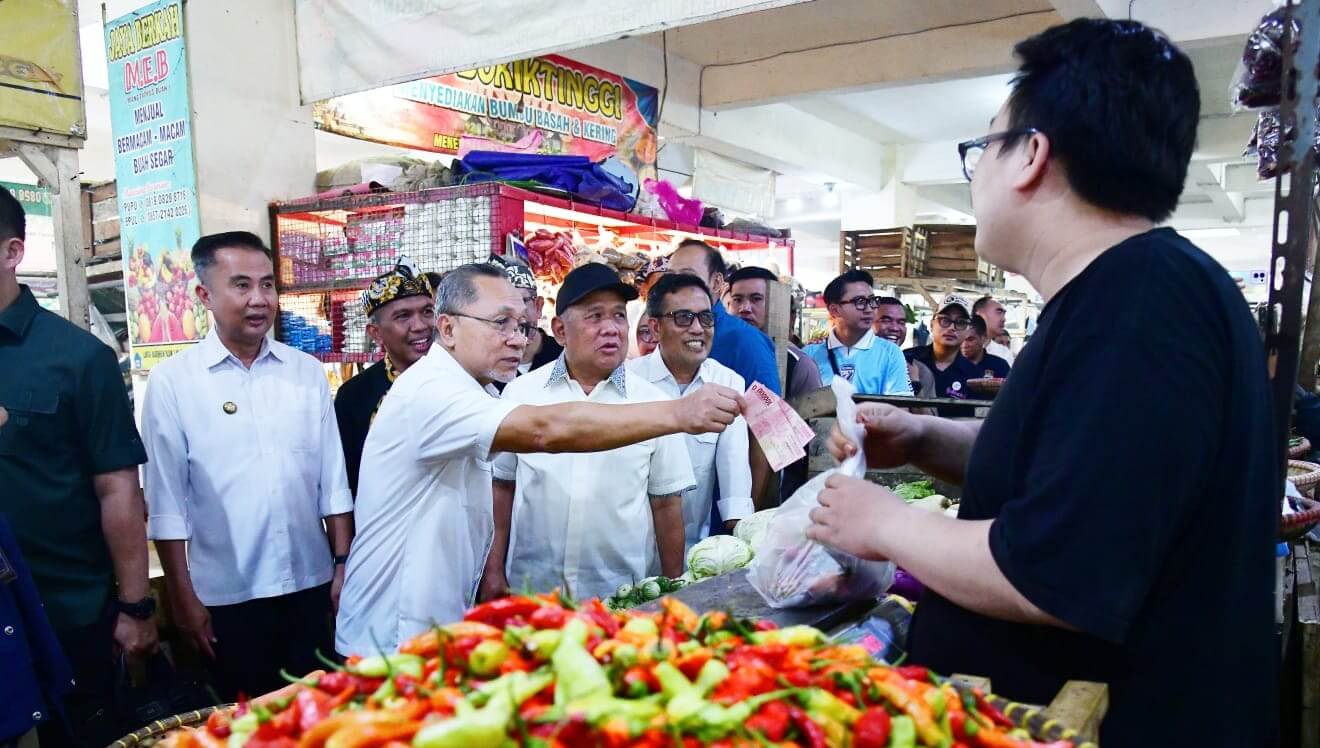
left=747, top=378, right=896, bottom=608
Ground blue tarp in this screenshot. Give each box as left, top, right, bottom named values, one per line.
left=452, top=152, right=638, bottom=211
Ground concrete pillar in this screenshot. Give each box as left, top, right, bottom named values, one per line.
left=184, top=0, right=316, bottom=240
left=841, top=147, right=918, bottom=231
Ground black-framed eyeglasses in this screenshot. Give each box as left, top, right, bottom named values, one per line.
left=449, top=312, right=532, bottom=339
left=839, top=295, right=883, bottom=312
left=934, top=314, right=971, bottom=331
left=659, top=309, right=716, bottom=329
left=957, top=128, right=1040, bottom=181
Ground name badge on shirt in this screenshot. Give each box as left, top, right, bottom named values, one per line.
left=0, top=546, right=16, bottom=585
left=839, top=364, right=855, bottom=382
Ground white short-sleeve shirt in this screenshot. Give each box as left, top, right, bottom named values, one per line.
left=493, top=356, right=694, bottom=601
left=141, top=331, right=353, bottom=606
left=626, top=351, right=754, bottom=551
left=335, top=345, right=519, bottom=655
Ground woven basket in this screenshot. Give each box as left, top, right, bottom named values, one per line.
left=1289, top=460, right=1320, bottom=495
left=1290, top=437, right=1312, bottom=459
left=120, top=693, right=1094, bottom=747
left=1282, top=495, right=1320, bottom=542
left=109, top=705, right=228, bottom=748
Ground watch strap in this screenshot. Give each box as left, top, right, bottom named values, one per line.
left=333, top=554, right=350, bottom=566
left=117, top=596, right=156, bottom=620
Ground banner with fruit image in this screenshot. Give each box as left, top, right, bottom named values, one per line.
left=105, top=0, right=205, bottom=368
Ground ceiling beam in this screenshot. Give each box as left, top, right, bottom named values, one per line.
left=1048, top=0, right=1106, bottom=20
left=1188, top=162, right=1245, bottom=222
left=701, top=10, right=1061, bottom=109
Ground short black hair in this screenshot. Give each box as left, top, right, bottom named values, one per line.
left=727, top=266, right=778, bottom=286
left=968, top=316, right=988, bottom=337
left=823, top=269, right=874, bottom=305
left=646, top=272, right=712, bottom=319
left=1002, top=19, right=1198, bottom=222
left=0, top=186, right=24, bottom=242
left=192, top=231, right=271, bottom=281
left=972, top=295, right=998, bottom=315
left=875, top=296, right=903, bottom=309
left=675, top=239, right=727, bottom=280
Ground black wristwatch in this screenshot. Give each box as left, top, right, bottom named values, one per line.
left=333, top=553, right=350, bottom=566
left=117, top=596, right=157, bottom=620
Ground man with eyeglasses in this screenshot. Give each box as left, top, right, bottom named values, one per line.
left=903, top=294, right=982, bottom=417
left=803, top=269, right=912, bottom=397
left=338, top=263, right=742, bottom=654
left=805, top=19, right=1275, bottom=745
left=486, top=263, right=694, bottom=601
left=629, top=274, right=753, bottom=551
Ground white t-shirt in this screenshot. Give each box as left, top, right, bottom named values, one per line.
left=986, top=340, right=1016, bottom=365
left=335, top=345, right=519, bottom=655
left=494, top=357, right=694, bottom=600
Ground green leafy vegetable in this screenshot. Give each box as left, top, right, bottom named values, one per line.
left=893, top=480, right=935, bottom=502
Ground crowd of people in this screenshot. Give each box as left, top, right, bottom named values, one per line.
left=0, top=16, right=1280, bottom=748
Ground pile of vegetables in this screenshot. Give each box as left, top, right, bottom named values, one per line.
left=166, top=593, right=1075, bottom=748
left=607, top=576, right=690, bottom=611
left=893, top=481, right=958, bottom=517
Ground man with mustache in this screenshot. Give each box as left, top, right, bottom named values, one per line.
left=334, top=259, right=439, bottom=497
left=630, top=273, right=753, bottom=551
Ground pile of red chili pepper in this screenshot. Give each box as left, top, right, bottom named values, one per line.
left=166, top=593, right=1073, bottom=748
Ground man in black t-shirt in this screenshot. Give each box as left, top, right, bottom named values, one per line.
left=334, top=260, right=437, bottom=496
left=960, top=316, right=1010, bottom=380
left=904, top=295, right=981, bottom=417
left=805, top=19, right=1276, bottom=746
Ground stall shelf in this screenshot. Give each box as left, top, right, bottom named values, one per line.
left=269, top=182, right=793, bottom=362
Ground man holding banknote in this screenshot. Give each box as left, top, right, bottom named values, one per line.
left=628, top=273, right=753, bottom=551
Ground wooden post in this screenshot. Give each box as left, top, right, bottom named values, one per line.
left=1297, top=202, right=1320, bottom=391
left=766, top=279, right=792, bottom=393
left=14, top=143, right=90, bottom=330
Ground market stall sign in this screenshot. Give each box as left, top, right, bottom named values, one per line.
left=312, top=54, right=658, bottom=185
left=104, top=0, right=207, bottom=361
left=0, top=181, right=52, bottom=217
left=0, top=0, right=86, bottom=141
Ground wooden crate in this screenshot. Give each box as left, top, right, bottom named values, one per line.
left=839, top=227, right=926, bottom=278
left=913, top=224, right=1004, bottom=287
left=82, top=180, right=121, bottom=258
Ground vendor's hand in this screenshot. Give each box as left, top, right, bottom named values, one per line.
left=724, top=519, right=740, bottom=533
left=676, top=384, right=744, bottom=434
left=112, top=612, right=159, bottom=664
left=171, top=588, right=216, bottom=660
left=330, top=564, right=345, bottom=616
left=805, top=474, right=904, bottom=561
left=477, top=571, right=509, bottom=603
left=829, top=403, right=924, bottom=468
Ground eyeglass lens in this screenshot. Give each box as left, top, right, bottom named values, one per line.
left=672, top=310, right=716, bottom=328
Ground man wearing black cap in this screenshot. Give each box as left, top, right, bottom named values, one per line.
left=338, top=262, right=742, bottom=653
left=904, top=294, right=981, bottom=417
left=486, top=263, right=695, bottom=601
left=334, top=258, right=438, bottom=497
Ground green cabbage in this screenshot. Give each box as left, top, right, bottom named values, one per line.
left=686, top=535, right=754, bottom=580
left=893, top=479, right=936, bottom=502
left=733, top=509, right=778, bottom=552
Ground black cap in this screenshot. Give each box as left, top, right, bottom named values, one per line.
left=556, top=262, right=639, bottom=316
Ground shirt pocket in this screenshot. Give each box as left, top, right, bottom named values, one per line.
left=687, top=432, right=720, bottom=481
left=0, top=383, right=60, bottom=456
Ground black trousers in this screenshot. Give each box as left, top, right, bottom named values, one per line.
left=37, top=606, right=117, bottom=748
left=207, top=584, right=333, bottom=702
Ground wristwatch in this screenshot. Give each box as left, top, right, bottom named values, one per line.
left=117, top=596, right=157, bottom=620
left=333, top=553, right=350, bottom=566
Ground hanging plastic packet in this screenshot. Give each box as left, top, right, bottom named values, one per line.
left=748, top=377, right=896, bottom=608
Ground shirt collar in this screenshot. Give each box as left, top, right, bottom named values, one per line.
left=199, top=329, right=281, bottom=368
left=827, top=328, right=876, bottom=351
left=547, top=352, right=629, bottom=397
left=638, top=348, right=711, bottom=388
left=0, top=285, right=40, bottom=339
